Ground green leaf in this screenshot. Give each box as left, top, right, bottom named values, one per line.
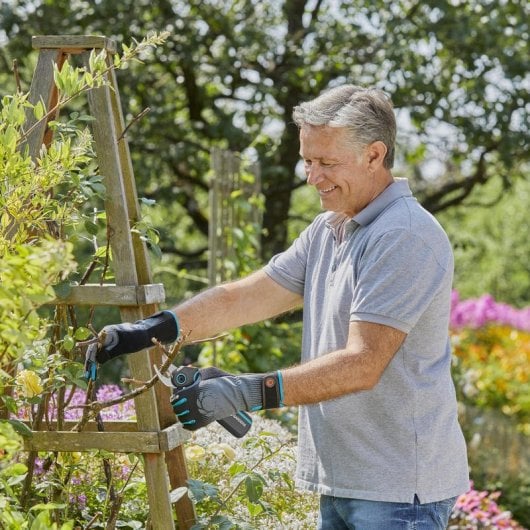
left=84, top=71, right=94, bottom=87
left=228, top=461, right=246, bottom=476
left=246, top=500, right=264, bottom=517
left=63, top=335, right=75, bottom=352
left=244, top=474, right=265, bottom=503
left=30, top=502, right=67, bottom=511
left=209, top=516, right=236, bottom=530
left=74, top=327, right=91, bottom=340
left=3, top=462, right=28, bottom=476
left=7, top=419, right=33, bottom=438
left=169, top=486, right=188, bottom=503
left=186, top=479, right=219, bottom=502
left=1, top=395, right=18, bottom=414
left=33, top=100, right=45, bottom=120
left=84, top=219, right=99, bottom=235
left=53, top=282, right=72, bottom=299
left=87, top=181, right=106, bottom=196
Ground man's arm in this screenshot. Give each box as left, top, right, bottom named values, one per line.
left=173, top=269, right=303, bottom=343
left=172, top=320, right=406, bottom=431
left=87, top=269, right=302, bottom=368
left=282, top=321, right=406, bottom=405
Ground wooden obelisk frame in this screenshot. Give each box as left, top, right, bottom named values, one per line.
left=21, top=35, right=196, bottom=529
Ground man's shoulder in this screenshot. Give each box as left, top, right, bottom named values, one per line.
left=374, top=195, right=447, bottom=238
left=364, top=198, right=453, bottom=269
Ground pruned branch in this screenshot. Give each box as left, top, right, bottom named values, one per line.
left=70, top=334, right=188, bottom=430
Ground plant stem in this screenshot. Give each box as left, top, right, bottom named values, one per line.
left=210, top=440, right=290, bottom=522
left=70, top=335, right=187, bottom=429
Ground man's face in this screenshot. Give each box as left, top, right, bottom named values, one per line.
left=299, top=125, right=378, bottom=217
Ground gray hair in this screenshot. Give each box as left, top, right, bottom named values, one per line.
left=292, top=85, right=396, bottom=169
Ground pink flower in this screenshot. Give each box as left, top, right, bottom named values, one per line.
left=452, top=482, right=525, bottom=529
left=450, top=290, right=530, bottom=332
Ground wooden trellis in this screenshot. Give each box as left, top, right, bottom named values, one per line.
left=208, top=149, right=261, bottom=367
left=208, top=147, right=262, bottom=286
left=21, top=35, right=195, bottom=529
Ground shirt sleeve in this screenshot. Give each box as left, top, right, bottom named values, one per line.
left=350, top=228, right=453, bottom=333
left=263, top=222, right=316, bottom=296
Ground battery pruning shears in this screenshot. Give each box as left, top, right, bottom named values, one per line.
left=84, top=342, right=252, bottom=438
left=154, top=363, right=252, bottom=438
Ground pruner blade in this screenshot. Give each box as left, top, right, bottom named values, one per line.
left=153, top=355, right=177, bottom=387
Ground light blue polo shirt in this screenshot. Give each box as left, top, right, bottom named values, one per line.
left=263, top=178, right=469, bottom=503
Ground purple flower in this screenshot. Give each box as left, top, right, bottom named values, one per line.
left=450, top=290, right=530, bottom=332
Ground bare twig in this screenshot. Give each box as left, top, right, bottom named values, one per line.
left=85, top=511, right=102, bottom=529
left=117, top=107, right=150, bottom=141
left=120, top=377, right=148, bottom=386
left=210, top=440, right=291, bottom=521
left=12, top=59, right=22, bottom=93
left=69, top=333, right=188, bottom=429
left=105, top=459, right=139, bottom=530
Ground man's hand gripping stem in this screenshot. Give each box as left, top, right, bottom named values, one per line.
left=83, top=310, right=180, bottom=381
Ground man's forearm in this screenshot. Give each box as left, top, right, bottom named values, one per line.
left=281, top=321, right=406, bottom=406
left=171, top=270, right=302, bottom=343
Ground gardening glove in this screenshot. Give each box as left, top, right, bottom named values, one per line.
left=84, top=310, right=180, bottom=380
left=171, top=366, right=284, bottom=431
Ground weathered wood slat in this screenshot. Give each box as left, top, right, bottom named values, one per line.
left=23, top=48, right=65, bottom=158
left=82, top=52, right=178, bottom=529
left=23, top=424, right=188, bottom=453
left=24, top=420, right=140, bottom=432
left=25, top=431, right=160, bottom=453
left=32, top=35, right=116, bottom=53
left=51, top=283, right=165, bottom=306
left=104, top=53, right=197, bottom=527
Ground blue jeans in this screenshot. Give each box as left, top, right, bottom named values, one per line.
left=317, top=494, right=457, bottom=530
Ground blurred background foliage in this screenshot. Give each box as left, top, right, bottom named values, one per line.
left=1, top=0, right=528, bottom=306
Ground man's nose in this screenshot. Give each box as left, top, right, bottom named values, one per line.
left=306, top=163, right=323, bottom=186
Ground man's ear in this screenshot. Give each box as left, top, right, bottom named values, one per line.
left=365, top=141, right=387, bottom=171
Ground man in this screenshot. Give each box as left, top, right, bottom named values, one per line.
left=92, top=85, right=469, bottom=529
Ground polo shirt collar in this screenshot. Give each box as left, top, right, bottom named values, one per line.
left=324, top=178, right=412, bottom=235
left=353, top=178, right=412, bottom=227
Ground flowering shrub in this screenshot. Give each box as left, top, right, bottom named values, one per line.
left=449, top=482, right=525, bottom=529
left=451, top=291, right=530, bottom=331
left=184, top=418, right=319, bottom=529
left=450, top=291, right=530, bottom=425
left=451, top=324, right=530, bottom=425
left=450, top=291, right=530, bottom=529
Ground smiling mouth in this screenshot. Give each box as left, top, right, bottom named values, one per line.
left=319, top=185, right=338, bottom=194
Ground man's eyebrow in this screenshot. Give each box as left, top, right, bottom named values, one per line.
left=299, top=154, right=339, bottom=162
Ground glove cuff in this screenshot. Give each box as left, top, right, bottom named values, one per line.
left=143, top=310, right=180, bottom=344
left=261, top=371, right=284, bottom=409
left=240, top=371, right=284, bottom=411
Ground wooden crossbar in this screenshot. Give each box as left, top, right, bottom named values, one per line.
left=32, top=35, right=117, bottom=53
left=51, top=283, right=166, bottom=306
left=23, top=424, right=187, bottom=453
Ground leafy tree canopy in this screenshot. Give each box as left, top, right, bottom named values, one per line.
left=1, top=0, right=528, bottom=263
